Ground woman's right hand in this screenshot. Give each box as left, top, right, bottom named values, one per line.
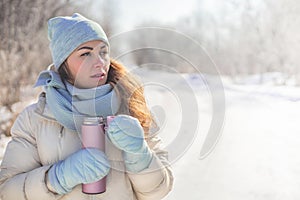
left=47, top=148, right=110, bottom=194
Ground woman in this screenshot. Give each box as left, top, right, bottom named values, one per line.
left=0, top=13, right=173, bottom=200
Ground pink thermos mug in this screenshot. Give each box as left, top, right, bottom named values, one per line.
left=81, top=117, right=107, bottom=194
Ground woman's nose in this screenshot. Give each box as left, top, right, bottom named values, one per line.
left=94, top=55, right=105, bottom=67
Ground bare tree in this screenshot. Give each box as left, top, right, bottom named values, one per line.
left=183, top=0, right=300, bottom=84
left=0, top=0, right=78, bottom=136
left=0, top=0, right=74, bottom=110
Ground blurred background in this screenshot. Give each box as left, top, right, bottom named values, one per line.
left=1, top=0, right=299, bottom=113
left=1, top=0, right=300, bottom=199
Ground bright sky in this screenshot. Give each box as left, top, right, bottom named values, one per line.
left=117, top=0, right=198, bottom=27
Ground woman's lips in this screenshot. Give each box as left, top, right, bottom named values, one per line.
left=91, top=73, right=105, bottom=79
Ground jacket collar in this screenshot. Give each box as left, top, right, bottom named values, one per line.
left=34, top=92, right=57, bottom=122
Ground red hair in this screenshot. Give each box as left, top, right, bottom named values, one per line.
left=107, top=59, right=155, bottom=135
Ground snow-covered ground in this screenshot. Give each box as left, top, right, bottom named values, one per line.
left=1, top=70, right=300, bottom=200
left=140, top=70, right=300, bottom=200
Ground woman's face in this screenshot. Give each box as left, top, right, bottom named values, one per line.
left=66, top=40, right=110, bottom=89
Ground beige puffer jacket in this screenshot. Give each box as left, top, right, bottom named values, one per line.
left=0, top=93, right=173, bottom=200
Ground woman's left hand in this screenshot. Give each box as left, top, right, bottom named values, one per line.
left=107, top=115, right=153, bottom=173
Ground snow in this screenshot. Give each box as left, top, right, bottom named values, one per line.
left=1, top=70, right=300, bottom=199
left=0, top=136, right=10, bottom=163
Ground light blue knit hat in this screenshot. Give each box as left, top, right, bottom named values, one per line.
left=48, top=13, right=109, bottom=70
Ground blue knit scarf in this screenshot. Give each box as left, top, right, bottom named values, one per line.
left=35, top=70, right=120, bottom=131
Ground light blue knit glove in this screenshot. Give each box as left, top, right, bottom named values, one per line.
left=107, top=115, right=153, bottom=173
left=47, top=148, right=110, bottom=194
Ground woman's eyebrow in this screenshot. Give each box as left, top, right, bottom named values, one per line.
left=101, top=45, right=107, bottom=48
left=77, top=46, right=93, bottom=51
left=77, top=45, right=107, bottom=51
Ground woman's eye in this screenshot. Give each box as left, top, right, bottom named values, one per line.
left=81, top=52, right=91, bottom=57
left=99, top=51, right=109, bottom=59
left=100, top=51, right=108, bottom=56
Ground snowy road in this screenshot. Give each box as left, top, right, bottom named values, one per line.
left=157, top=73, right=300, bottom=200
